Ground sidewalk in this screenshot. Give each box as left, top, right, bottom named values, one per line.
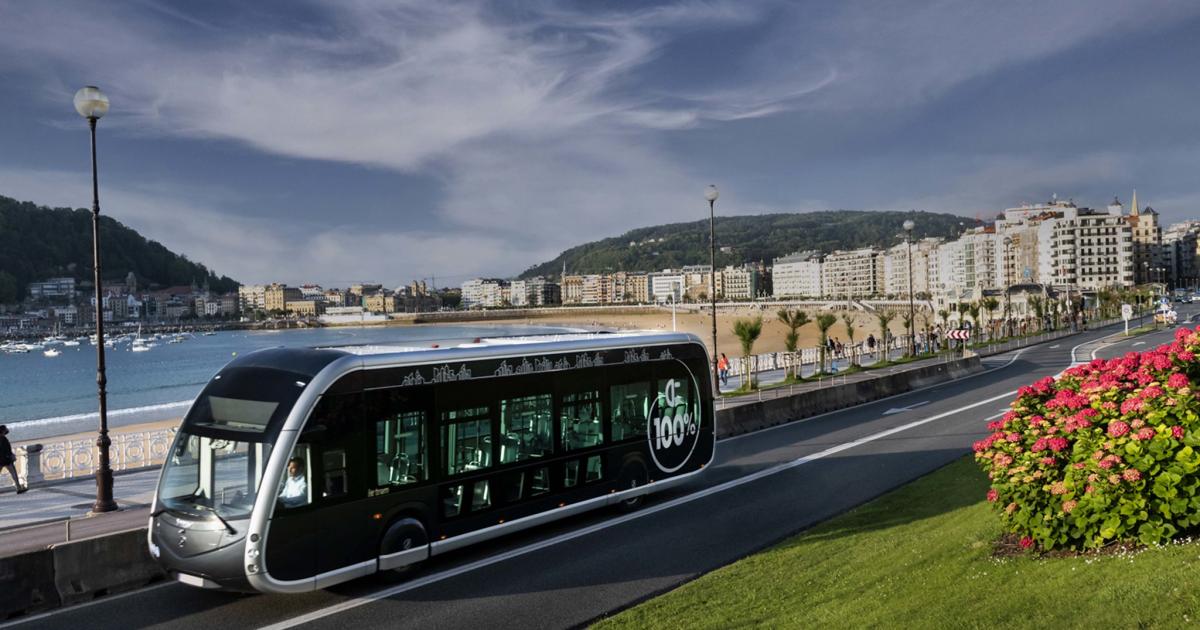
left=0, top=467, right=159, bottom=551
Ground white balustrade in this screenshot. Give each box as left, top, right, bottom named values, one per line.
left=1, top=427, right=177, bottom=489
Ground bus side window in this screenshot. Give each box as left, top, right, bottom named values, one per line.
left=499, top=394, right=552, bottom=464
left=374, top=410, right=427, bottom=487
left=323, top=449, right=348, bottom=499
left=443, top=406, right=492, bottom=476
left=610, top=382, right=650, bottom=441
left=561, top=390, right=603, bottom=451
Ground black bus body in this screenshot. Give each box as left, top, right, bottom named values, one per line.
left=148, top=332, right=715, bottom=593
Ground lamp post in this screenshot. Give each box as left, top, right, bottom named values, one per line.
left=75, top=86, right=117, bottom=513
left=903, top=219, right=916, bottom=356
left=1003, top=236, right=1013, bottom=337
left=705, top=185, right=719, bottom=393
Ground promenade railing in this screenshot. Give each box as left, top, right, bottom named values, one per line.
left=0, top=427, right=177, bottom=491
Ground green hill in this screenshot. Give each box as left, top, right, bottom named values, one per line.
left=520, top=210, right=981, bottom=278
left=0, top=194, right=238, bottom=303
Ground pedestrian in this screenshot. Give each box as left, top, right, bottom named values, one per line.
left=867, top=333, right=877, bottom=357
left=717, top=353, right=730, bottom=386
left=0, top=425, right=26, bottom=494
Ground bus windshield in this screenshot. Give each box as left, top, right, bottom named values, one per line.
left=159, top=431, right=273, bottom=520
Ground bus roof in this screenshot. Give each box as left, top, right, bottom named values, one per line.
left=319, top=330, right=699, bottom=357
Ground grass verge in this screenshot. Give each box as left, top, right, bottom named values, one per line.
left=594, top=457, right=1200, bottom=629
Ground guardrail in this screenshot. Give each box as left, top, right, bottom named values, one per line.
left=0, top=428, right=176, bottom=491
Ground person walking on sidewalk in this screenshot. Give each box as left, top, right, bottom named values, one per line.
left=0, top=425, right=27, bottom=494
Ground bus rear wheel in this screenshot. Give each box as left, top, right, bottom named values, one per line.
left=379, top=517, right=429, bottom=575
left=616, top=459, right=649, bottom=512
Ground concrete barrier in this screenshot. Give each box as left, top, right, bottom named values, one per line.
left=715, top=357, right=984, bottom=438
left=50, top=528, right=165, bottom=606
left=0, top=548, right=60, bottom=620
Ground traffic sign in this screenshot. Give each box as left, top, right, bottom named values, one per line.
left=945, top=329, right=971, bottom=340
left=1121, top=303, right=1133, bottom=321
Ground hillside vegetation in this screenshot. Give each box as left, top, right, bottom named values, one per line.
left=520, top=210, right=980, bottom=278
left=0, top=195, right=238, bottom=302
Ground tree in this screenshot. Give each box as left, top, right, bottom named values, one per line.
left=876, top=311, right=896, bottom=365
left=937, top=309, right=950, bottom=330
left=1029, top=295, right=1045, bottom=331
left=815, top=313, right=838, bottom=375
left=841, top=313, right=858, bottom=366
left=900, top=313, right=914, bottom=356
left=776, top=308, right=811, bottom=379
left=981, top=297, right=1000, bottom=340
left=967, top=302, right=981, bottom=344
left=731, top=316, right=763, bottom=390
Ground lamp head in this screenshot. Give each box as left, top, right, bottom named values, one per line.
left=902, top=219, right=915, bottom=232
left=74, top=86, right=109, bottom=120
left=704, top=184, right=719, bottom=203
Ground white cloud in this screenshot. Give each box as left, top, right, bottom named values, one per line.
left=2, top=0, right=1197, bottom=284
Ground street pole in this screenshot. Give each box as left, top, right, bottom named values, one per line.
left=903, top=219, right=916, bottom=356
left=75, top=86, right=117, bottom=513
left=705, top=185, right=719, bottom=394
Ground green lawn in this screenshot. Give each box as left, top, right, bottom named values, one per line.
left=595, top=457, right=1200, bottom=629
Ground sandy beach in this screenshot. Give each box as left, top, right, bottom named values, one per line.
left=480, top=306, right=921, bottom=357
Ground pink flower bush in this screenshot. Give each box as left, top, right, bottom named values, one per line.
left=976, top=326, right=1200, bottom=551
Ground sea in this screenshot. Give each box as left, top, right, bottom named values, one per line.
left=0, top=324, right=578, bottom=442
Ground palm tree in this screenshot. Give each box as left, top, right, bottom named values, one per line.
left=937, top=308, right=950, bottom=329
left=1029, top=295, right=1044, bottom=331
left=731, top=316, right=763, bottom=390
left=981, top=297, right=1000, bottom=341
left=967, top=302, right=982, bottom=344
left=815, top=313, right=837, bottom=375
left=841, top=313, right=858, bottom=367
left=776, top=308, right=811, bottom=380
left=900, top=313, right=914, bottom=357
left=876, top=311, right=896, bottom=365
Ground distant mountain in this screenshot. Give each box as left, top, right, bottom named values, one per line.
left=0, top=195, right=238, bottom=303
left=520, top=210, right=982, bottom=278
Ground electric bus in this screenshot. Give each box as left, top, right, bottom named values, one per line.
left=148, top=331, right=715, bottom=593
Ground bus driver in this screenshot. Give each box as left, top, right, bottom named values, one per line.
left=279, top=457, right=308, bottom=507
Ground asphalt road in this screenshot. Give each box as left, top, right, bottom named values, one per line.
left=7, top=308, right=1196, bottom=630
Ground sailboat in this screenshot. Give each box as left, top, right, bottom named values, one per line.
left=44, top=347, right=61, bottom=357
left=131, top=324, right=154, bottom=352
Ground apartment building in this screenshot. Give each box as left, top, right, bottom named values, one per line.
left=771, top=251, right=823, bottom=298
left=821, top=248, right=882, bottom=299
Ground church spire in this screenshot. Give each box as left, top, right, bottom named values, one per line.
left=1131, top=188, right=1139, bottom=216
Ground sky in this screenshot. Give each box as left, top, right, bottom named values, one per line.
left=0, top=0, right=1198, bottom=288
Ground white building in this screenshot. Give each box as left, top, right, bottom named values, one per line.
left=772, top=251, right=823, bottom=298
left=716, top=266, right=758, bottom=300
left=460, top=278, right=508, bottom=308
left=821, top=248, right=882, bottom=299
left=649, top=272, right=685, bottom=302
left=881, top=238, right=939, bottom=298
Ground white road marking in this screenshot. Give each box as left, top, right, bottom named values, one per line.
left=883, top=401, right=930, bottom=415
left=1050, top=344, right=1060, bottom=349
left=260, top=389, right=1019, bottom=630
left=1132, top=341, right=1146, bottom=347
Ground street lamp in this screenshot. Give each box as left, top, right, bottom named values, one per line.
left=75, top=86, right=118, bottom=514
left=705, top=184, right=719, bottom=393
left=903, top=219, right=916, bottom=356
left=1003, top=236, right=1012, bottom=337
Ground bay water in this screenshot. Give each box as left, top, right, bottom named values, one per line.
left=0, top=324, right=576, bottom=441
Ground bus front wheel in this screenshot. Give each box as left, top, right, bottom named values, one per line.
left=379, top=517, right=429, bottom=574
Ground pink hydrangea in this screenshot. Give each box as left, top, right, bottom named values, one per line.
left=1135, top=427, right=1156, bottom=441
left=1019, top=536, right=1034, bottom=549
left=987, top=488, right=999, bottom=502
left=1173, top=426, right=1185, bottom=439
left=1050, top=481, right=1068, bottom=495
left=1123, top=469, right=1142, bottom=482
left=1168, top=373, right=1191, bottom=389
left=1062, top=500, right=1077, bottom=513
left=1048, top=437, right=1069, bottom=452
left=1108, top=421, right=1130, bottom=438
